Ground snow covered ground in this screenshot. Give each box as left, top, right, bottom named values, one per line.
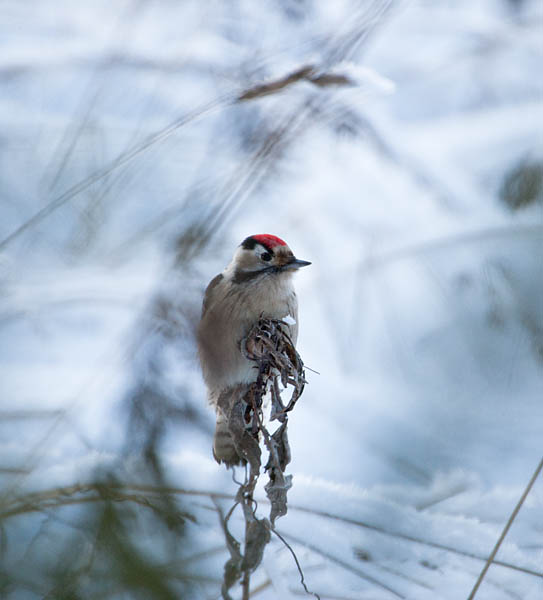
left=1, top=1, right=542, bottom=598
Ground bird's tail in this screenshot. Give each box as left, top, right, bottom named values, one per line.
left=213, top=410, right=245, bottom=467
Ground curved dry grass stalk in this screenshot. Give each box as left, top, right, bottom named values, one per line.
left=4, top=482, right=541, bottom=581
left=356, top=223, right=543, bottom=281
left=0, top=1, right=393, bottom=252
left=0, top=95, right=228, bottom=251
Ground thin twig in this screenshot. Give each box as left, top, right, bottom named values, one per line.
left=277, top=531, right=404, bottom=599
left=271, top=528, right=321, bottom=600
left=467, top=456, right=543, bottom=600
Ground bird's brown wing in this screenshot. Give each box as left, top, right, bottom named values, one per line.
left=201, top=273, right=224, bottom=317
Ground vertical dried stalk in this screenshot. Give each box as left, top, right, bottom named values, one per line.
left=217, top=317, right=307, bottom=598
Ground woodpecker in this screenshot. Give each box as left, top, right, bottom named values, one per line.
left=197, top=234, right=311, bottom=466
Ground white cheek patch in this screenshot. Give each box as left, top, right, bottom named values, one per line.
left=283, top=314, right=296, bottom=326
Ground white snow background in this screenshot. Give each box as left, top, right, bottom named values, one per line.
left=1, top=1, right=542, bottom=599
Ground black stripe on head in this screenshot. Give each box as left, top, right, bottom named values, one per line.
left=241, top=236, right=275, bottom=254
left=241, top=236, right=258, bottom=250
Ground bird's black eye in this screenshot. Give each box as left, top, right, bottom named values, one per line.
left=260, top=252, right=272, bottom=262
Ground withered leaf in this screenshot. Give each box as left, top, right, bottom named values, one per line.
left=265, top=422, right=291, bottom=472
left=240, top=517, right=271, bottom=572
left=222, top=556, right=241, bottom=600
left=265, top=471, right=293, bottom=526
left=270, top=379, right=286, bottom=422
left=228, top=399, right=261, bottom=474
left=219, top=502, right=243, bottom=600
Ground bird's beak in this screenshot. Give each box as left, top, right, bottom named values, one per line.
left=284, top=257, right=311, bottom=270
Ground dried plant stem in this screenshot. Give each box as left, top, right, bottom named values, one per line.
left=467, top=456, right=543, bottom=600
left=242, top=484, right=254, bottom=600
left=241, top=570, right=250, bottom=600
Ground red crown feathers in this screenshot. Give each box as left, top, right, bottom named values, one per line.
left=252, top=234, right=287, bottom=248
